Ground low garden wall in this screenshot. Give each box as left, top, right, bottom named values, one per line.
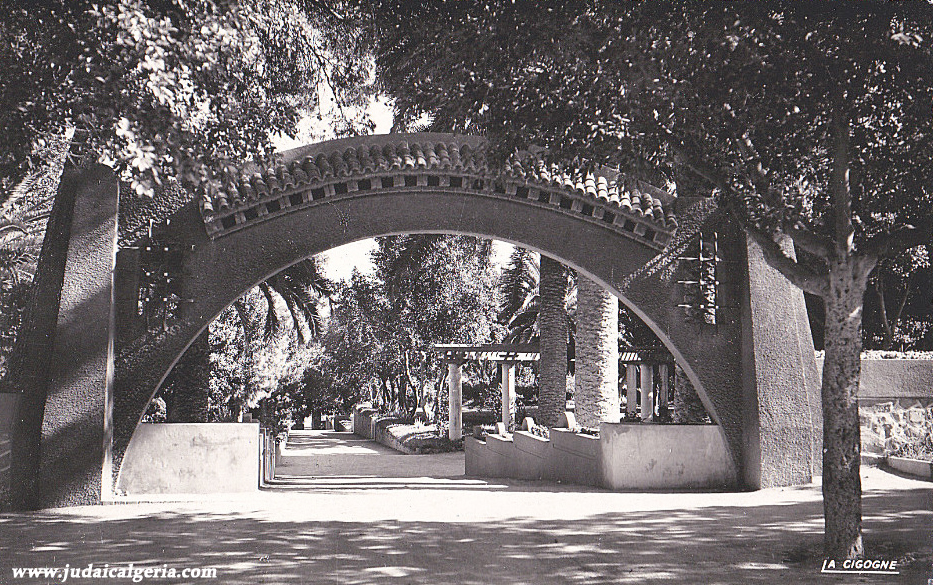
left=352, top=404, right=455, bottom=454
left=465, top=421, right=736, bottom=490
left=816, top=356, right=933, bottom=401
left=600, top=422, right=735, bottom=489
left=116, top=422, right=260, bottom=495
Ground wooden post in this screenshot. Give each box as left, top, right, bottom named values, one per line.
left=640, top=363, right=654, bottom=421
left=626, top=364, right=638, bottom=417
left=448, top=361, right=462, bottom=440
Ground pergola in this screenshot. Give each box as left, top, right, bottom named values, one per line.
left=431, top=344, right=538, bottom=439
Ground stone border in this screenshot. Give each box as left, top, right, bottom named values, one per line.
left=887, top=456, right=933, bottom=480
left=351, top=404, right=454, bottom=455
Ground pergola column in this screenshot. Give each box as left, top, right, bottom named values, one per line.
left=658, top=363, right=670, bottom=416
left=448, top=361, right=463, bottom=440
left=500, top=362, right=516, bottom=430
left=640, top=363, right=654, bottom=421
left=625, top=364, right=638, bottom=417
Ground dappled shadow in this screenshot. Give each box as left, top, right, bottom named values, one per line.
left=0, top=475, right=929, bottom=585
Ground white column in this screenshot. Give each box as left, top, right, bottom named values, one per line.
left=500, top=362, right=516, bottom=430
left=658, top=363, right=670, bottom=414
left=448, top=361, right=462, bottom=440
left=626, top=364, right=638, bottom=417
left=640, top=363, right=654, bottom=421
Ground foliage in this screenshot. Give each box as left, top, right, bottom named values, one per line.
left=864, top=245, right=933, bottom=351
left=321, top=235, right=503, bottom=424
left=0, top=134, right=69, bottom=379
left=0, top=0, right=374, bottom=200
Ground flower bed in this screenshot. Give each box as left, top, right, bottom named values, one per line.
left=351, top=404, right=462, bottom=454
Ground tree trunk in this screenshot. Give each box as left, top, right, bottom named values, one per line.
left=538, top=255, right=568, bottom=427
left=165, top=330, right=210, bottom=423
left=821, top=266, right=865, bottom=560
left=574, top=276, right=619, bottom=427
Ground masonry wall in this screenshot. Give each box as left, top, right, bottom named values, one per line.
left=815, top=358, right=933, bottom=401
left=115, top=423, right=259, bottom=495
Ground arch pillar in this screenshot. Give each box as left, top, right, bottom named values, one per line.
left=6, top=165, right=119, bottom=509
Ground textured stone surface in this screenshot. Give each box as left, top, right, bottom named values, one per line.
left=575, top=276, right=619, bottom=427
left=38, top=167, right=119, bottom=507
left=739, top=234, right=820, bottom=489
left=861, top=401, right=933, bottom=459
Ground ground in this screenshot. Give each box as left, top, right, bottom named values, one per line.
left=0, top=430, right=930, bottom=584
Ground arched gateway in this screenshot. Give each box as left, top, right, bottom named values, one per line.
left=5, top=133, right=822, bottom=508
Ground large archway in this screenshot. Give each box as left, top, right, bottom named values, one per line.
left=8, top=133, right=822, bottom=508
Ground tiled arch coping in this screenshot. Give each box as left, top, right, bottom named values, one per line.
left=466, top=421, right=737, bottom=490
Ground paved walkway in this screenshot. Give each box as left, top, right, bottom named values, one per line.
left=0, top=431, right=930, bottom=584
left=272, top=430, right=469, bottom=489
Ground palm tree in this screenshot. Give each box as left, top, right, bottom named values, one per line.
left=0, top=134, right=67, bottom=379
left=574, top=276, right=619, bottom=428
left=537, top=255, right=570, bottom=427
left=163, top=256, right=332, bottom=422
left=499, top=248, right=577, bottom=427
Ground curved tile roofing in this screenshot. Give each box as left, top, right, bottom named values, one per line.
left=200, top=133, right=678, bottom=249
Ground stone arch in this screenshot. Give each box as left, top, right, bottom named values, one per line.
left=11, top=133, right=822, bottom=508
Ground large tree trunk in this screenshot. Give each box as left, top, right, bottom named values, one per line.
left=574, top=276, right=619, bottom=427
left=538, top=255, right=567, bottom=427
left=165, top=330, right=210, bottom=423
left=821, top=266, right=865, bottom=559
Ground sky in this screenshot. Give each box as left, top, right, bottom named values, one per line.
left=272, top=95, right=516, bottom=282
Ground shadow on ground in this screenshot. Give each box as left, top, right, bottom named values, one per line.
left=1, top=484, right=930, bottom=585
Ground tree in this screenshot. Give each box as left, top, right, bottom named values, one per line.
left=537, top=255, right=570, bottom=427
left=575, top=275, right=618, bottom=428
left=369, top=1, right=933, bottom=558
left=498, top=246, right=577, bottom=425
left=864, top=245, right=932, bottom=351
left=0, top=134, right=69, bottom=378
left=154, top=257, right=331, bottom=423
left=326, top=235, right=502, bottom=424
left=0, top=0, right=373, bottom=202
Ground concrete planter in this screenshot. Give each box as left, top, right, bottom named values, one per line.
left=599, top=422, right=736, bottom=489
left=352, top=404, right=378, bottom=439
left=465, top=422, right=737, bottom=490
left=116, top=422, right=260, bottom=495
left=548, top=428, right=600, bottom=486
left=512, top=431, right=551, bottom=480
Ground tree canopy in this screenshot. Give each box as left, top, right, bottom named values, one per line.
left=374, top=1, right=933, bottom=268
left=0, top=0, right=373, bottom=199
